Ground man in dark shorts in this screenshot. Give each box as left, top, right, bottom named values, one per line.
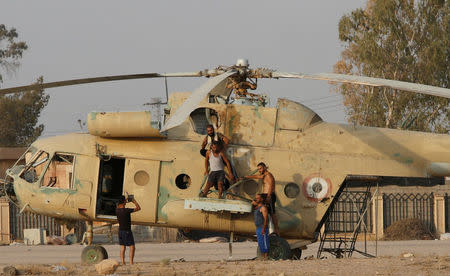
left=242, top=162, right=279, bottom=235
left=116, top=195, right=141, bottom=265
left=201, top=141, right=234, bottom=198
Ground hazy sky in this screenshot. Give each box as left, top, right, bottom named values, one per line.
left=1, top=1, right=366, bottom=137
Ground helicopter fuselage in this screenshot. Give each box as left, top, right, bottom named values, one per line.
left=6, top=94, right=450, bottom=244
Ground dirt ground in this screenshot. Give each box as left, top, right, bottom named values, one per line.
left=2, top=240, right=449, bottom=275
left=10, top=256, right=450, bottom=276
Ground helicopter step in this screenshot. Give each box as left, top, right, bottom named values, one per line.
left=184, top=197, right=252, bottom=213
left=317, top=181, right=374, bottom=258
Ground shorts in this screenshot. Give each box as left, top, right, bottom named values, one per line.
left=262, top=193, right=276, bottom=214
left=208, top=170, right=225, bottom=189
left=118, top=230, right=135, bottom=246
left=256, top=227, right=269, bottom=254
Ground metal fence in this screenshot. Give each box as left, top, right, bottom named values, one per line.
left=382, top=193, right=434, bottom=232
left=445, top=193, right=450, bottom=233
left=327, top=191, right=373, bottom=233
left=9, top=204, right=61, bottom=241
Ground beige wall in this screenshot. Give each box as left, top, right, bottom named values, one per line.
left=0, top=198, right=10, bottom=243
left=0, top=147, right=26, bottom=178
left=0, top=148, right=25, bottom=243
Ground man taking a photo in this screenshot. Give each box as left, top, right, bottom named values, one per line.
left=116, top=195, right=141, bottom=265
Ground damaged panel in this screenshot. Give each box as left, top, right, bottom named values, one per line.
left=225, top=105, right=277, bottom=147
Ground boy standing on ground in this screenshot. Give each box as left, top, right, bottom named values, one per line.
left=116, top=195, right=141, bottom=265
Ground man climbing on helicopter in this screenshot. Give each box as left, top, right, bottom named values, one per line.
left=200, top=124, right=229, bottom=157
left=200, top=124, right=239, bottom=181
left=243, top=162, right=280, bottom=235
left=201, top=141, right=234, bottom=198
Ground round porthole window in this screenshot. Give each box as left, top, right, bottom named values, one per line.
left=176, top=174, right=191, bottom=189
left=134, top=170, right=149, bottom=186
left=284, top=182, right=300, bottom=198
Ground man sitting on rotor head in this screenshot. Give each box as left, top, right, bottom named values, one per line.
left=201, top=141, right=234, bottom=198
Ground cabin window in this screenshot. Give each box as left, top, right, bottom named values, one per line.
left=189, top=108, right=219, bottom=135
left=20, top=151, right=49, bottom=183
left=41, top=153, right=75, bottom=189
left=134, top=170, right=149, bottom=186
left=284, top=182, right=300, bottom=198
left=175, top=174, right=191, bottom=189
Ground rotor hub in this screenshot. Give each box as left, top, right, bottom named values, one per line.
left=236, top=58, right=249, bottom=68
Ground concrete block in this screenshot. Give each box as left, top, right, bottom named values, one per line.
left=23, top=228, right=46, bottom=245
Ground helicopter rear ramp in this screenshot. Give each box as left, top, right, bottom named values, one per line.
left=184, top=198, right=252, bottom=213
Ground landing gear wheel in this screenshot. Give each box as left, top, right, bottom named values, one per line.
left=268, top=236, right=291, bottom=260
left=81, top=245, right=108, bottom=264
left=290, top=248, right=302, bottom=260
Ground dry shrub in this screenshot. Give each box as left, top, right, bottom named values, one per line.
left=383, top=218, right=434, bottom=240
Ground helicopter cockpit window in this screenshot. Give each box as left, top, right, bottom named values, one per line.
left=20, top=151, right=49, bottom=183
left=41, top=153, right=75, bottom=189
left=189, top=108, right=219, bottom=135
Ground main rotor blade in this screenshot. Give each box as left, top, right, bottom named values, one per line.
left=160, top=71, right=237, bottom=132
left=0, top=72, right=202, bottom=96
left=272, top=72, right=450, bottom=99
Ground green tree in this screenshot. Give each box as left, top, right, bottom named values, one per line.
left=0, top=24, right=49, bottom=146
left=334, top=0, right=449, bottom=133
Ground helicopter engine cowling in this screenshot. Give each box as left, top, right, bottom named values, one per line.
left=87, top=111, right=165, bottom=138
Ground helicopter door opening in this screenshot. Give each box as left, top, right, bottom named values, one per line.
left=96, top=158, right=125, bottom=217
left=190, top=107, right=219, bottom=134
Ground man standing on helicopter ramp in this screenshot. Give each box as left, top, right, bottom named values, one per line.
left=201, top=141, right=234, bottom=198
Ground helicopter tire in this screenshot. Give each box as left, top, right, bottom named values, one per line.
left=290, top=248, right=302, bottom=260
left=268, top=235, right=291, bottom=260
left=257, top=236, right=291, bottom=260
left=81, top=245, right=108, bottom=264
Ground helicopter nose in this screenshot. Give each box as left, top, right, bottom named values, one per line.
left=4, top=167, right=20, bottom=202
left=3, top=175, right=16, bottom=200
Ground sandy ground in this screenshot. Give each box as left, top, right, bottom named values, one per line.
left=1, top=240, right=449, bottom=275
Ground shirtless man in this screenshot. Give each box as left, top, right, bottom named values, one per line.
left=243, top=162, right=279, bottom=235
